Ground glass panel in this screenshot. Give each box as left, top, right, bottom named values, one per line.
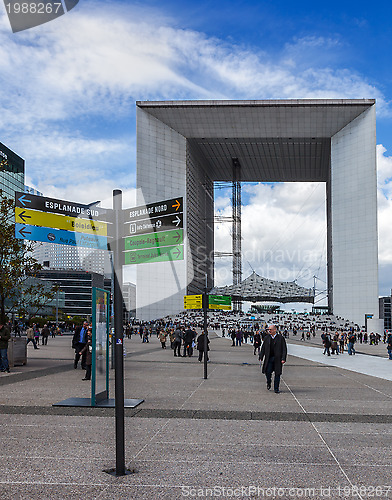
left=94, top=289, right=108, bottom=401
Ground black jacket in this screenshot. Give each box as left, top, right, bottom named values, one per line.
left=72, top=326, right=87, bottom=349
left=197, top=333, right=210, bottom=351
left=259, top=334, right=287, bottom=376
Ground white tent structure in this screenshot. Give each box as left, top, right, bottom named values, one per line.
left=210, top=271, right=315, bottom=304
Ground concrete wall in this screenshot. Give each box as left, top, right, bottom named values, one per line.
left=329, top=106, right=378, bottom=327
left=135, top=108, right=188, bottom=320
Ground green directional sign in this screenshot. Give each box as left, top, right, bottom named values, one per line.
left=124, top=229, right=183, bottom=251
left=124, top=244, right=184, bottom=265
left=209, top=295, right=232, bottom=310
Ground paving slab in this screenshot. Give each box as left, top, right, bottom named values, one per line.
left=1, top=334, right=391, bottom=499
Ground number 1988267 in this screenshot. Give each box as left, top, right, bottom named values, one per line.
left=5, top=2, right=62, bottom=14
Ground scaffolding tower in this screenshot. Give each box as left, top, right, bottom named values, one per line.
left=232, top=158, right=242, bottom=311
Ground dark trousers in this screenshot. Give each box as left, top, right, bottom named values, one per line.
left=265, top=356, right=280, bottom=391
left=26, top=338, right=38, bottom=349
left=84, top=364, right=92, bottom=380
left=42, top=336, right=48, bottom=345
left=198, top=350, right=209, bottom=362
left=74, top=343, right=87, bottom=368
left=173, top=341, right=181, bottom=356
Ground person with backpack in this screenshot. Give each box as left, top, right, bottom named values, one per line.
left=347, top=333, right=356, bottom=355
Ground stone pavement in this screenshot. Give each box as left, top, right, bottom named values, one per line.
left=1, top=333, right=392, bottom=499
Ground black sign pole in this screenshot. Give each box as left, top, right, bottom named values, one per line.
left=113, top=189, right=126, bottom=476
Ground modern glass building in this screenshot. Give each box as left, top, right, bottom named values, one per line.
left=0, top=142, right=25, bottom=198
left=36, top=270, right=104, bottom=318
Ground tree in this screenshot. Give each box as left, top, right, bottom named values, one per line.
left=0, top=189, right=58, bottom=320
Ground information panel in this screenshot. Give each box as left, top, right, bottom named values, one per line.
left=124, top=244, right=184, bottom=265
left=124, top=229, right=183, bottom=251
left=92, top=288, right=110, bottom=406
left=15, top=207, right=107, bottom=236
left=184, top=294, right=203, bottom=310
left=209, top=295, right=232, bottom=310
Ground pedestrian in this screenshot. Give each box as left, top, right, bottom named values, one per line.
left=253, top=331, right=261, bottom=355
left=41, top=324, right=50, bottom=346
left=173, top=325, right=183, bottom=357
left=72, top=321, right=89, bottom=369
left=259, top=324, right=287, bottom=394
left=79, top=328, right=93, bottom=380
left=197, top=330, right=210, bottom=362
left=183, top=326, right=196, bottom=357
left=159, top=330, right=167, bottom=349
left=347, top=333, right=356, bottom=355
left=34, top=325, right=40, bottom=346
left=323, top=333, right=331, bottom=356
left=387, top=333, right=392, bottom=360
left=26, top=324, right=39, bottom=349
left=169, top=328, right=175, bottom=349
left=331, top=334, right=339, bottom=355
left=230, top=329, right=236, bottom=346
left=0, top=317, right=11, bottom=373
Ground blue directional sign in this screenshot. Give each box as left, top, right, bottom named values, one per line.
left=15, top=223, right=108, bottom=250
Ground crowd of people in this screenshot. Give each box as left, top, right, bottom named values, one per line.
left=123, top=321, right=211, bottom=362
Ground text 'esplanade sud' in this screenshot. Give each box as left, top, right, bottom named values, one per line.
left=44, top=201, right=99, bottom=217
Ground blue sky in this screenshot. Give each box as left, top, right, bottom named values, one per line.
left=1, top=0, right=392, bottom=301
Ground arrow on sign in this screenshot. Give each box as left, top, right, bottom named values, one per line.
left=17, top=194, right=32, bottom=207
left=173, top=247, right=182, bottom=259
left=172, top=215, right=181, bottom=227
left=172, top=199, right=181, bottom=211
left=173, top=231, right=181, bottom=243
left=17, top=210, right=32, bottom=223
left=17, top=226, right=31, bottom=238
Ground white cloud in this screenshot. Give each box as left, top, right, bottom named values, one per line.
left=1, top=1, right=392, bottom=301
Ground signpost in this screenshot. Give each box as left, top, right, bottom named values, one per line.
left=184, top=294, right=203, bottom=310
left=15, top=223, right=108, bottom=250
left=209, top=295, right=232, bottom=310
left=15, top=191, right=106, bottom=219
left=122, top=197, right=184, bottom=266
left=15, top=207, right=107, bottom=235
left=14, top=191, right=109, bottom=250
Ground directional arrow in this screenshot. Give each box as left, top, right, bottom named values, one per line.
left=172, top=215, right=181, bottom=227
left=172, top=199, right=181, bottom=211
left=17, top=226, right=31, bottom=238
left=17, top=194, right=31, bottom=207
left=173, top=231, right=181, bottom=243
left=17, top=210, right=32, bottom=223
left=172, top=247, right=182, bottom=259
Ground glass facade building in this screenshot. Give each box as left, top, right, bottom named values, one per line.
left=0, top=142, right=25, bottom=198
left=36, top=270, right=104, bottom=318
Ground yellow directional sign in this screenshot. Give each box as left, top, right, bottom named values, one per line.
left=15, top=207, right=108, bottom=236
left=184, top=294, right=203, bottom=310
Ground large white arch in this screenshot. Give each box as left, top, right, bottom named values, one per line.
left=135, top=99, right=379, bottom=327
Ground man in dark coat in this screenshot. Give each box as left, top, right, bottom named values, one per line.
left=183, top=326, right=196, bottom=357
left=0, top=318, right=11, bottom=373
left=72, top=321, right=89, bottom=369
left=259, top=324, right=287, bottom=394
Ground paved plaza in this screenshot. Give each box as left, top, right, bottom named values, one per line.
left=1, top=332, right=392, bottom=499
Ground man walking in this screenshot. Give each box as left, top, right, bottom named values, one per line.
left=259, top=324, right=287, bottom=394
left=347, top=332, right=356, bottom=355
left=41, top=324, right=50, bottom=346
left=173, top=325, right=183, bottom=357
left=0, top=318, right=11, bottom=373
left=72, top=321, right=89, bottom=369
left=183, top=326, right=196, bottom=357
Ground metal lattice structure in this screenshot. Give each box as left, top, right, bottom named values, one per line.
left=232, top=158, right=242, bottom=311
left=210, top=271, right=315, bottom=304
